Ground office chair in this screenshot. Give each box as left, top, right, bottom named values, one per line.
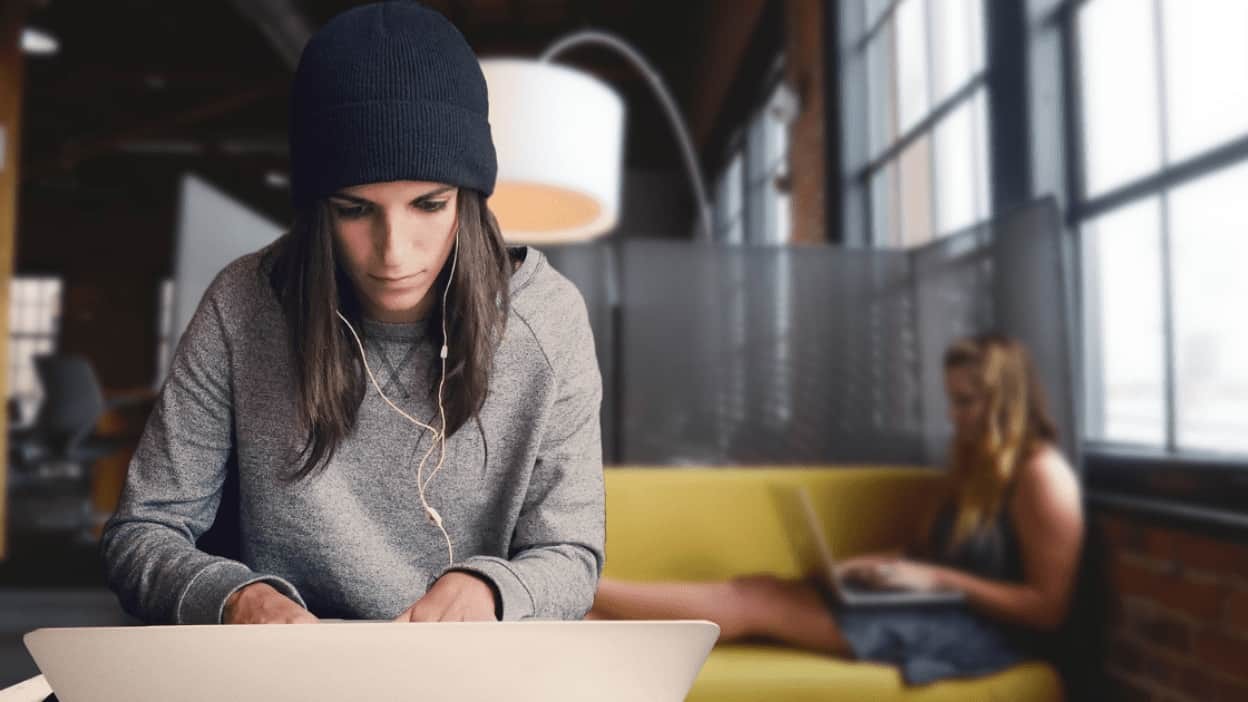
left=7, top=354, right=123, bottom=532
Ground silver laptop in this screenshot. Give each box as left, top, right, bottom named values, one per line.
left=24, top=620, right=719, bottom=702
left=772, top=485, right=965, bottom=607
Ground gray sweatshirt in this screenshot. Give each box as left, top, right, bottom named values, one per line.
left=100, top=245, right=605, bottom=624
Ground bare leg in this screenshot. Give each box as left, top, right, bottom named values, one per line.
left=589, top=575, right=849, bottom=655
left=591, top=579, right=744, bottom=630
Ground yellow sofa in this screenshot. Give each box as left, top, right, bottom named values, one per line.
left=602, top=467, right=1064, bottom=702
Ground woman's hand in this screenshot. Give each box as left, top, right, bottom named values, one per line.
left=835, top=552, right=899, bottom=575
left=224, top=582, right=318, bottom=624
left=836, top=557, right=952, bottom=593
left=393, top=572, right=499, bottom=622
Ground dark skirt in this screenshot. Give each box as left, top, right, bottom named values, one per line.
left=835, top=603, right=1031, bottom=686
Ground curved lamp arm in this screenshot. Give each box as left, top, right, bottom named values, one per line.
left=541, top=30, right=714, bottom=242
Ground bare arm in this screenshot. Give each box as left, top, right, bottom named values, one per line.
left=932, top=448, right=1084, bottom=632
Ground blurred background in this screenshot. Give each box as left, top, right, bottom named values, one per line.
left=1, top=0, right=1247, bottom=697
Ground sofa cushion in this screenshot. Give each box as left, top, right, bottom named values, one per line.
left=688, top=645, right=1063, bottom=702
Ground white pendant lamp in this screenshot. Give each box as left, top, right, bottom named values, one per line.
left=481, top=58, right=624, bottom=244
left=482, top=31, right=712, bottom=244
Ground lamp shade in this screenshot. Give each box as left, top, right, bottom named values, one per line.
left=481, top=58, right=625, bottom=243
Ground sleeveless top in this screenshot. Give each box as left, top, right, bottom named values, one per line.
left=923, top=481, right=1025, bottom=583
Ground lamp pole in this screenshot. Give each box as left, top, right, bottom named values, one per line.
left=540, top=30, right=714, bottom=242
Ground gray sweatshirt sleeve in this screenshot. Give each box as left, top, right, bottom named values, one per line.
left=99, top=275, right=306, bottom=624
left=439, top=296, right=606, bottom=620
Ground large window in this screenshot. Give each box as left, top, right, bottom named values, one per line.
left=1074, top=0, right=1248, bottom=458
left=7, top=277, right=62, bottom=425
left=713, top=59, right=793, bottom=246
left=851, top=0, right=992, bottom=248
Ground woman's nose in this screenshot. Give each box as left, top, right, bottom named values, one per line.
left=374, top=212, right=408, bottom=266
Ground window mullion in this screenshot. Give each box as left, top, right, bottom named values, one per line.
left=1152, top=0, right=1178, bottom=454
left=923, top=0, right=938, bottom=242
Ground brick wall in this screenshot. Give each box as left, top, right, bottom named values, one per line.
left=783, top=0, right=827, bottom=245
left=1096, top=510, right=1248, bottom=701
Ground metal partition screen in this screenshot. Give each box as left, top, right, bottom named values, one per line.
left=543, top=198, right=1075, bottom=468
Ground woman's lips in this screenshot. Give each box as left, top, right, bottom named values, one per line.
left=370, top=270, right=425, bottom=287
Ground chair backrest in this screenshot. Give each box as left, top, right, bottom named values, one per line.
left=32, top=354, right=106, bottom=453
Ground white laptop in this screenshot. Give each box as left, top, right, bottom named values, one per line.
left=24, top=620, right=719, bottom=702
left=772, top=484, right=965, bottom=608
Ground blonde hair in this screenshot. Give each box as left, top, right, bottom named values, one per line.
left=935, top=334, right=1057, bottom=552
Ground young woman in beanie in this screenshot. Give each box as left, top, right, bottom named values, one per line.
left=101, top=1, right=605, bottom=625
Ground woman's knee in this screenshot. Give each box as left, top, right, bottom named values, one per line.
left=727, top=573, right=794, bottom=636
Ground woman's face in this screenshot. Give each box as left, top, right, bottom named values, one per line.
left=328, top=180, right=459, bottom=323
left=945, top=366, right=986, bottom=442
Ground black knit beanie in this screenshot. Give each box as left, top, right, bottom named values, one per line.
left=288, top=1, right=497, bottom=209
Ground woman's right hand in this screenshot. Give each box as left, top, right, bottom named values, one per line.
left=223, top=582, right=318, bottom=624
left=834, top=551, right=901, bottom=580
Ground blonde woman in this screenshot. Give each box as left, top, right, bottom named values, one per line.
left=588, top=335, right=1083, bottom=684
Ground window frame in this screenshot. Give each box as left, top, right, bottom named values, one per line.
left=847, top=0, right=994, bottom=249
left=1061, top=0, right=1248, bottom=469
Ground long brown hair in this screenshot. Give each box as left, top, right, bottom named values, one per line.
left=935, top=333, right=1058, bottom=550
left=260, top=188, right=512, bottom=481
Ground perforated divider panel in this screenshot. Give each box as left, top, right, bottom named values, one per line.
left=540, top=197, right=1074, bottom=468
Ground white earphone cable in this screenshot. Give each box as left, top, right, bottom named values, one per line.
left=333, top=227, right=460, bottom=568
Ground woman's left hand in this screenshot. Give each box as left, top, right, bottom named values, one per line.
left=393, top=572, right=499, bottom=622
left=840, top=558, right=951, bottom=593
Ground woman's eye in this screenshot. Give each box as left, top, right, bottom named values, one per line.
left=333, top=205, right=368, bottom=219
left=415, top=200, right=449, bottom=213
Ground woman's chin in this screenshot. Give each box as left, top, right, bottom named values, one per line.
left=364, top=287, right=430, bottom=321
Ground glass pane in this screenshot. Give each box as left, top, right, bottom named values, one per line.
left=895, top=0, right=931, bottom=134
left=20, top=342, right=36, bottom=395
left=898, top=135, right=933, bottom=247
left=867, top=27, right=897, bottom=158
left=15, top=296, right=29, bottom=334
left=772, top=187, right=791, bottom=245
left=931, top=0, right=985, bottom=105
left=934, top=95, right=979, bottom=235
left=1078, top=0, right=1162, bottom=197
left=10, top=282, right=24, bottom=332
left=1081, top=198, right=1166, bottom=445
left=763, top=84, right=789, bottom=175
left=974, top=88, right=991, bottom=227
left=1161, top=0, right=1248, bottom=164
left=1168, top=162, right=1248, bottom=455
left=7, top=282, right=19, bottom=319
left=715, top=151, right=745, bottom=244
left=870, top=162, right=900, bottom=247
left=865, top=0, right=894, bottom=28
left=40, top=299, right=54, bottom=334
